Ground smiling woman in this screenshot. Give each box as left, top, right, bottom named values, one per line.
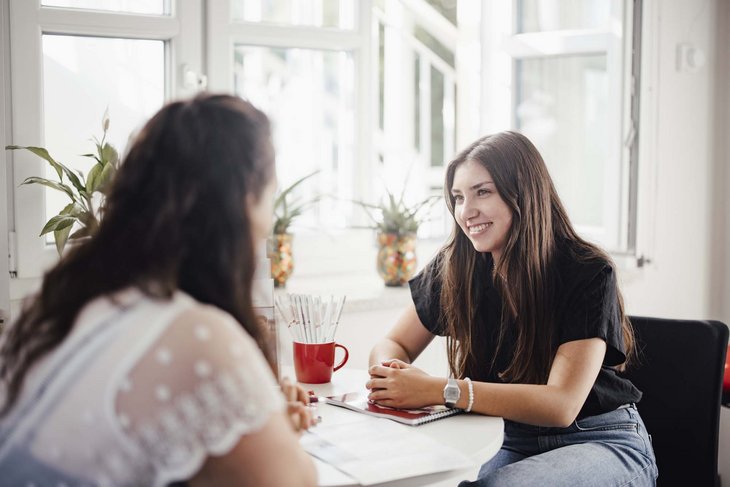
left=368, top=131, right=657, bottom=486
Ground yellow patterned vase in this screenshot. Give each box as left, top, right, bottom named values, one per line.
left=270, top=233, right=294, bottom=287
left=376, top=232, right=417, bottom=287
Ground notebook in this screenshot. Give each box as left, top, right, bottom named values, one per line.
left=325, top=391, right=463, bottom=426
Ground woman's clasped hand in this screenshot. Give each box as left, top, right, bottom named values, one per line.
left=367, top=359, right=441, bottom=409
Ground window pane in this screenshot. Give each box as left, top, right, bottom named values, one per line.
left=232, top=0, right=356, bottom=29
left=414, top=25, right=455, bottom=68
left=516, top=0, right=610, bottom=33
left=424, top=0, right=457, bottom=26
left=515, top=55, right=607, bottom=228
left=233, top=46, right=355, bottom=230
left=413, top=55, right=421, bottom=151
left=378, top=22, right=385, bottom=131
left=42, top=35, right=165, bottom=240
left=41, top=0, right=167, bottom=15
left=430, top=66, right=445, bottom=167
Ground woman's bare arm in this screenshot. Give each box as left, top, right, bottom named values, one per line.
left=369, top=302, right=436, bottom=367
left=368, top=338, right=606, bottom=428
left=190, top=412, right=317, bottom=487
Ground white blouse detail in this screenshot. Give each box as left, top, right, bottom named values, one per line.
left=0, top=289, right=284, bottom=487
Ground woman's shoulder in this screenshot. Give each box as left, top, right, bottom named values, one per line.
left=554, top=239, right=614, bottom=280
left=552, top=240, right=617, bottom=301
left=162, top=292, right=265, bottom=359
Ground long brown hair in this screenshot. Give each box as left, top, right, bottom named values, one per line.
left=440, top=131, right=634, bottom=383
left=0, top=93, right=276, bottom=414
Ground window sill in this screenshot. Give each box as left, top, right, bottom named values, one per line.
left=275, top=271, right=413, bottom=313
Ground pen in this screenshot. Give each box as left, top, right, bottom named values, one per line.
left=307, top=390, right=328, bottom=404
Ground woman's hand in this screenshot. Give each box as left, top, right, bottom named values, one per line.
left=280, top=378, right=315, bottom=433
left=366, top=359, right=442, bottom=409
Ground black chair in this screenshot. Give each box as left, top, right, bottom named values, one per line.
left=621, top=317, right=728, bottom=487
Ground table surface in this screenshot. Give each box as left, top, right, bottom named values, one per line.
left=293, top=367, right=504, bottom=487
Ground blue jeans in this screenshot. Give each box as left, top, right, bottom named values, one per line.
left=459, top=405, right=657, bottom=487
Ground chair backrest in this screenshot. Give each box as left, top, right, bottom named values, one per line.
left=621, top=317, right=728, bottom=487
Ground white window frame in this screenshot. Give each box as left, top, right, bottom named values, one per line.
left=206, top=0, right=374, bottom=209
left=2, top=0, right=648, bottom=312
left=373, top=0, right=457, bottom=213
left=7, top=0, right=203, bottom=294
left=481, top=0, right=639, bottom=255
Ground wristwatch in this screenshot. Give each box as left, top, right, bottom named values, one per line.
left=443, top=378, right=460, bottom=408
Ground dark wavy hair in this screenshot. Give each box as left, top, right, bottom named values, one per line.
left=440, top=131, right=635, bottom=384
left=0, top=93, right=276, bottom=414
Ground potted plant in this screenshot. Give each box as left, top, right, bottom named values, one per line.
left=270, top=170, right=321, bottom=287
left=355, top=188, right=439, bottom=286
left=5, top=111, right=119, bottom=255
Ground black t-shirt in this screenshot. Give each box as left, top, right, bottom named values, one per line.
left=409, top=244, right=642, bottom=418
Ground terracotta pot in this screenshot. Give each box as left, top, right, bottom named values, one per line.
left=376, top=232, right=417, bottom=287
left=269, top=233, right=294, bottom=287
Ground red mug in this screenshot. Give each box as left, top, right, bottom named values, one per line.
left=293, top=341, right=349, bottom=384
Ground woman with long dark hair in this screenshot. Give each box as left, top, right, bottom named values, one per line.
left=0, top=94, right=317, bottom=486
left=369, top=131, right=657, bottom=486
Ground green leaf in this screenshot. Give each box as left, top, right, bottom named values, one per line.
left=40, top=214, right=76, bottom=236
left=54, top=224, right=73, bottom=255
left=96, top=162, right=116, bottom=193
left=6, top=145, right=64, bottom=180
left=86, top=163, right=103, bottom=193
left=69, top=226, right=92, bottom=239
left=273, top=170, right=321, bottom=233
left=59, top=163, right=85, bottom=193
left=101, top=143, right=119, bottom=167
left=21, top=176, right=76, bottom=201
left=274, top=170, right=320, bottom=212
left=352, top=189, right=440, bottom=235
left=60, top=202, right=86, bottom=218
left=81, top=153, right=102, bottom=164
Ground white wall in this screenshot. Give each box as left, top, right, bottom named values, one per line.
left=620, top=0, right=729, bottom=327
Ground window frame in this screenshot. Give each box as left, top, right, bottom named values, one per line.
left=3, top=0, right=648, bottom=314
left=206, top=0, right=374, bottom=211
left=482, top=0, right=641, bottom=256
left=7, top=0, right=202, bottom=287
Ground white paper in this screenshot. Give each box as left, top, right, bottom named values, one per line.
left=301, top=416, right=474, bottom=486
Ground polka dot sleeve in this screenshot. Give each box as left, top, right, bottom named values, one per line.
left=112, top=304, right=284, bottom=487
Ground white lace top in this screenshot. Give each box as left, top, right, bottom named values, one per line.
left=0, top=288, right=284, bottom=486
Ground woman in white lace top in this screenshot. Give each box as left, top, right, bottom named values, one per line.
left=0, top=94, right=317, bottom=486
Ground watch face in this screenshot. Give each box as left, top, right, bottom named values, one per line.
left=445, top=386, right=459, bottom=401
left=444, top=379, right=460, bottom=407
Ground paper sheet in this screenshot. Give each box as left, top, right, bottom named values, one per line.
left=301, top=415, right=474, bottom=486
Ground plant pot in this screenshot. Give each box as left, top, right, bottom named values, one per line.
left=376, top=232, right=417, bottom=287
left=269, top=233, right=294, bottom=287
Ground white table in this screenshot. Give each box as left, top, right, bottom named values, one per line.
left=294, top=368, right=504, bottom=487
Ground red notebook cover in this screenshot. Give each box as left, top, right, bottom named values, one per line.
left=325, top=392, right=463, bottom=426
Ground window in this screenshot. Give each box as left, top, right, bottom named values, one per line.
left=41, top=0, right=167, bottom=15
left=5, top=0, right=641, bottom=291
left=483, top=0, right=639, bottom=253
left=207, top=0, right=363, bottom=233
left=373, top=0, right=456, bottom=238
left=8, top=0, right=201, bottom=279
left=233, top=46, right=356, bottom=228
left=42, top=35, right=165, bottom=243
left=231, top=0, right=356, bottom=29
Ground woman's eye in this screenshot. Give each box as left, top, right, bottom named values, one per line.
left=453, top=195, right=464, bottom=203
left=477, top=189, right=490, bottom=196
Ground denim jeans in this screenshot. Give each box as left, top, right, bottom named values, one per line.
left=458, top=404, right=657, bottom=487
